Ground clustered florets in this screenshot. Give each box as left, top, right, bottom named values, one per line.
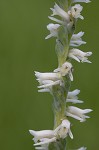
left=29, top=0, right=92, bottom=150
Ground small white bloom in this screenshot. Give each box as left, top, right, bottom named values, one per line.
left=66, top=89, right=83, bottom=104
left=35, top=71, right=62, bottom=92
left=45, top=23, right=60, bottom=39
left=66, top=106, right=92, bottom=122
left=50, top=3, right=70, bottom=22
left=29, top=130, right=55, bottom=143
left=35, top=71, right=61, bottom=82
left=77, top=146, right=87, bottom=150
left=70, top=31, right=86, bottom=47
left=68, top=4, right=84, bottom=20
left=54, top=119, right=73, bottom=139
left=35, top=62, right=73, bottom=92
left=72, top=0, right=91, bottom=3
left=54, top=62, right=73, bottom=81
left=68, top=49, right=92, bottom=63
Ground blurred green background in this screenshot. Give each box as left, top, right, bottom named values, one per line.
left=0, top=0, right=98, bottom=149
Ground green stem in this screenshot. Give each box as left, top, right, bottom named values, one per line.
left=58, top=45, right=69, bottom=67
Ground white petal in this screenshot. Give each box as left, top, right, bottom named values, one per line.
left=34, top=137, right=56, bottom=146
left=73, top=31, right=84, bottom=38
left=69, top=71, right=73, bottom=81
left=29, top=130, right=54, bottom=140
left=38, top=89, right=50, bottom=93
left=66, top=99, right=83, bottom=104
left=68, top=129, right=73, bottom=139
left=72, top=0, right=91, bottom=3
left=77, top=147, right=87, bottom=150
left=38, top=80, right=60, bottom=88
left=68, top=89, right=80, bottom=98
left=82, top=109, right=93, bottom=114
left=66, top=112, right=84, bottom=122
left=69, top=53, right=80, bottom=62
left=48, top=16, right=64, bottom=24
left=45, top=34, right=54, bottom=40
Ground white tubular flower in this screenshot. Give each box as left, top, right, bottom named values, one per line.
left=45, top=23, right=60, bottom=39
left=29, top=129, right=56, bottom=149
left=66, top=106, right=92, bottom=122
left=50, top=3, right=70, bottom=22
left=70, top=31, right=86, bottom=47
left=66, top=89, right=83, bottom=104
left=72, top=0, right=91, bottom=3
left=54, top=62, right=73, bottom=81
left=35, top=71, right=61, bottom=82
left=36, top=62, right=73, bottom=92
left=35, top=71, right=62, bottom=92
left=54, top=119, right=73, bottom=139
left=77, top=146, right=87, bottom=150
left=29, top=130, right=55, bottom=143
left=68, top=4, right=84, bottom=20
left=68, top=49, right=92, bottom=63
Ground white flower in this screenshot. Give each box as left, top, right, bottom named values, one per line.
left=70, top=31, right=86, bottom=47
left=35, top=62, right=73, bottom=92
left=35, top=71, right=61, bottom=92
left=45, top=23, right=60, bottom=39
left=29, top=130, right=55, bottom=143
left=35, top=71, right=61, bottom=82
left=77, top=146, right=87, bottom=150
left=54, top=62, right=73, bottom=81
left=50, top=3, right=70, bottom=22
left=66, top=106, right=92, bottom=122
left=54, top=119, right=73, bottom=139
left=29, top=119, right=73, bottom=149
left=68, top=4, right=84, bottom=20
left=68, top=49, right=92, bottom=63
left=72, top=0, right=91, bottom=3
left=66, top=89, right=83, bottom=104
